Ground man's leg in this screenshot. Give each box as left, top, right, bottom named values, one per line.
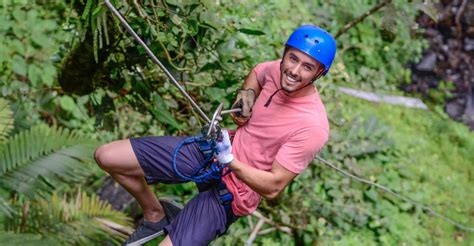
left=162, top=188, right=234, bottom=246
left=94, top=139, right=165, bottom=222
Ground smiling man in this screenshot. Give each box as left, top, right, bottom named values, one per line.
left=219, top=25, right=336, bottom=220
left=94, top=25, right=336, bottom=246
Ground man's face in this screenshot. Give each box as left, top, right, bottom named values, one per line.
left=280, top=47, right=324, bottom=96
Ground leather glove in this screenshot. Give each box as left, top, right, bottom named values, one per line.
left=231, top=88, right=256, bottom=118
left=214, top=130, right=234, bottom=164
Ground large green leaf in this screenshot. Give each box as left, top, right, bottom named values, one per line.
left=0, top=124, right=98, bottom=196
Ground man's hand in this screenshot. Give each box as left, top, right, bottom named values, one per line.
left=231, top=89, right=256, bottom=126
left=215, top=130, right=234, bottom=164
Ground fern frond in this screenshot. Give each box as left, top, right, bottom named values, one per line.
left=0, top=98, right=14, bottom=143
left=6, top=190, right=132, bottom=245
left=0, top=124, right=99, bottom=196
left=0, top=195, right=14, bottom=218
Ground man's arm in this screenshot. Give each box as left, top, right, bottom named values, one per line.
left=242, top=68, right=262, bottom=96
left=228, top=159, right=297, bottom=200
left=231, top=68, right=262, bottom=126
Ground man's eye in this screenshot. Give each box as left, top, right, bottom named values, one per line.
left=290, top=56, right=297, bottom=62
left=304, top=65, right=312, bottom=71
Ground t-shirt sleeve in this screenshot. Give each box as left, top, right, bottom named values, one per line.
left=275, top=126, right=329, bottom=174
left=253, top=61, right=274, bottom=87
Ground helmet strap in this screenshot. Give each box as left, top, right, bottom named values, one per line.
left=265, top=68, right=324, bottom=108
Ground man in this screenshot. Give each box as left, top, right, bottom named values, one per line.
left=94, top=25, right=336, bottom=246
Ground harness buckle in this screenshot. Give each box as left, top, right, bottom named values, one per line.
left=217, top=181, right=233, bottom=205
left=219, top=192, right=233, bottom=205
left=197, top=136, right=214, bottom=161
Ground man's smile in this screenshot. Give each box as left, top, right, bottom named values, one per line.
left=284, top=73, right=300, bottom=86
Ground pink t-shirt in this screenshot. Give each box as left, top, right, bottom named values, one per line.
left=222, top=60, right=329, bottom=216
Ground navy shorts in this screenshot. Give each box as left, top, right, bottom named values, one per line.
left=129, top=136, right=236, bottom=245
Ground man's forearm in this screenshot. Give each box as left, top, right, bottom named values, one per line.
left=228, top=159, right=281, bottom=200
left=231, top=69, right=262, bottom=126
left=242, top=69, right=262, bottom=96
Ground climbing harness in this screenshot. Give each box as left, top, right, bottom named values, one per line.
left=172, top=103, right=232, bottom=183
left=170, top=103, right=236, bottom=228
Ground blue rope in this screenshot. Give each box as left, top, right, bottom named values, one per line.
left=172, top=136, right=231, bottom=183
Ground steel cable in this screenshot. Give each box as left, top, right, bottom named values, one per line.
left=315, top=156, right=474, bottom=232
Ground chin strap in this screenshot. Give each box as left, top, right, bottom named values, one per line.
left=264, top=88, right=283, bottom=107
left=263, top=81, right=314, bottom=107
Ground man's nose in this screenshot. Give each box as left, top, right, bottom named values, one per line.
left=289, top=63, right=301, bottom=75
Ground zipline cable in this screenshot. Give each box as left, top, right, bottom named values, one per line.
left=315, top=156, right=474, bottom=232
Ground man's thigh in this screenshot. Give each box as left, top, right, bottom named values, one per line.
left=129, top=136, right=205, bottom=184
left=165, top=188, right=227, bottom=246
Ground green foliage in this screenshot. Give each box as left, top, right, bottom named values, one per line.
left=427, top=80, right=455, bottom=105
left=314, top=94, right=473, bottom=245
left=0, top=195, right=14, bottom=219
left=0, top=124, right=98, bottom=197
left=328, top=116, right=394, bottom=162
left=0, top=112, right=130, bottom=243
left=5, top=190, right=132, bottom=245
left=0, top=1, right=59, bottom=90
left=0, top=1, right=73, bottom=131
left=0, top=98, right=14, bottom=143
left=329, top=0, right=427, bottom=91
left=1, top=0, right=472, bottom=245
left=0, top=232, right=60, bottom=245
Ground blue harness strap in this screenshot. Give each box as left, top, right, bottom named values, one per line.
left=172, top=134, right=237, bottom=229
left=216, top=181, right=237, bottom=230
left=197, top=136, right=214, bottom=161
left=172, top=135, right=231, bottom=183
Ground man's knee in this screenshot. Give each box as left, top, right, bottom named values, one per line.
left=94, top=140, right=143, bottom=176
left=94, top=143, right=115, bottom=171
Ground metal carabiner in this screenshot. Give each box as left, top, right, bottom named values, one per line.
left=205, top=104, right=243, bottom=141
left=206, top=102, right=223, bottom=140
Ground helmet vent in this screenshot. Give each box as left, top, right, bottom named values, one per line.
left=314, top=39, right=319, bottom=44
left=304, top=34, right=308, bottom=38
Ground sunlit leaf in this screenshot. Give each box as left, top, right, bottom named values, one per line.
left=59, top=96, right=76, bottom=112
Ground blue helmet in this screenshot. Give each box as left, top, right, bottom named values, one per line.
left=285, top=25, right=337, bottom=76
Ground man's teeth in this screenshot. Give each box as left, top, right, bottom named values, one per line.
left=287, top=75, right=297, bottom=82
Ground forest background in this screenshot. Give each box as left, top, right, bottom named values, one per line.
left=0, top=0, right=473, bottom=245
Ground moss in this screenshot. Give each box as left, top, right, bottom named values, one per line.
left=57, top=4, right=118, bottom=95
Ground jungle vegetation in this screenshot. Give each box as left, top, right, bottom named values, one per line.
left=0, top=0, right=472, bottom=245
